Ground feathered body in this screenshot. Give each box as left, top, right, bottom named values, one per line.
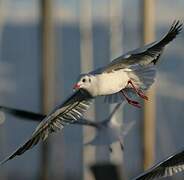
left=75, top=21, right=182, bottom=105
left=89, top=69, right=130, bottom=96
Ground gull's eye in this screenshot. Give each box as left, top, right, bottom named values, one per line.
left=89, top=78, right=91, bottom=82
left=82, top=78, right=86, bottom=83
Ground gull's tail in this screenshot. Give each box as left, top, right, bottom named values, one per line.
left=127, top=65, right=156, bottom=91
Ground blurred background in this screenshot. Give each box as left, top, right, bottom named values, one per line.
left=0, top=0, right=183, bottom=179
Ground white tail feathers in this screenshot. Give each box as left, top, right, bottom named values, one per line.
left=127, top=65, right=156, bottom=90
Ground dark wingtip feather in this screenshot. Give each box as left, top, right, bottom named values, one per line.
left=0, top=158, right=10, bottom=166
left=0, top=153, right=16, bottom=166
left=0, top=129, right=45, bottom=165
left=152, top=20, right=183, bottom=63
left=166, top=20, right=183, bottom=42
left=170, top=20, right=183, bottom=34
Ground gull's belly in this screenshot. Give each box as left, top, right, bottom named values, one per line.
left=97, top=70, right=129, bottom=95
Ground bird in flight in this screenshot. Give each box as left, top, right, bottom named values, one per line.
left=133, top=148, right=184, bottom=180
left=74, top=20, right=182, bottom=108
left=0, top=20, right=182, bottom=165
left=85, top=102, right=135, bottom=152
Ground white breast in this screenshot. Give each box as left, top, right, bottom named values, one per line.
left=95, top=69, right=130, bottom=96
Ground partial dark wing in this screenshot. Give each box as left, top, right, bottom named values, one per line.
left=103, top=20, right=182, bottom=73
left=0, top=89, right=93, bottom=165
left=134, top=148, right=184, bottom=180
left=0, top=106, right=45, bottom=122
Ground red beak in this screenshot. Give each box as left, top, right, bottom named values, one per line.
left=73, top=83, right=80, bottom=89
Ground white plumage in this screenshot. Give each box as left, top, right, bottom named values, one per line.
left=95, top=69, right=130, bottom=96
left=74, top=21, right=182, bottom=107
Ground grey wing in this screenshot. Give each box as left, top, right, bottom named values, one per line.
left=121, top=120, right=136, bottom=136
left=102, top=102, right=124, bottom=124
left=103, top=20, right=182, bottom=73
left=134, top=149, right=184, bottom=180
left=0, top=89, right=93, bottom=165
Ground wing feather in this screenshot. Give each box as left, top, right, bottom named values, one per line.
left=134, top=148, right=184, bottom=180
left=103, top=20, right=182, bottom=73
left=0, top=89, right=93, bottom=165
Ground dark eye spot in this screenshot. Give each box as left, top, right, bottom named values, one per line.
left=89, top=78, right=91, bottom=82
left=82, top=78, right=86, bottom=83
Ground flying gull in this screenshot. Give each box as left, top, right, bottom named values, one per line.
left=74, top=20, right=182, bottom=108
left=85, top=102, right=135, bottom=152
left=0, top=20, right=182, bottom=165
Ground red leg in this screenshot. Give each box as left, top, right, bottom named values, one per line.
left=121, top=90, right=141, bottom=108
left=128, top=80, right=148, bottom=100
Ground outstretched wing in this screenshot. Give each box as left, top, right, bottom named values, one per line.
left=134, top=148, right=184, bottom=180
left=0, top=89, right=93, bottom=165
left=103, top=20, right=182, bottom=73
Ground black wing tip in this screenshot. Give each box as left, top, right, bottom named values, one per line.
left=0, top=149, right=20, bottom=166
left=159, top=20, right=183, bottom=47
left=169, top=20, right=183, bottom=36
left=0, top=157, right=11, bottom=166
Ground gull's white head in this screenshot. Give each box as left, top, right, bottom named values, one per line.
left=73, top=74, right=96, bottom=95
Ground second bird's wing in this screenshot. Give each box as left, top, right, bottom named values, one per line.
left=103, top=20, right=182, bottom=73
left=0, top=89, right=93, bottom=165
left=134, top=148, right=184, bottom=180
left=0, top=105, right=45, bottom=122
